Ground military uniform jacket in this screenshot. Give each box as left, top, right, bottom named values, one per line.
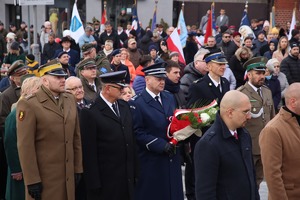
left=0, top=83, right=20, bottom=131
left=80, top=96, right=138, bottom=200
left=186, top=74, right=230, bottom=108
left=238, top=82, right=275, bottom=155
left=16, top=86, right=83, bottom=200
left=129, top=90, right=184, bottom=200
left=80, top=76, right=101, bottom=102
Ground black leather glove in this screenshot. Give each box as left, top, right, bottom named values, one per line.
left=164, top=142, right=176, bottom=156
left=75, top=173, right=82, bottom=187
left=27, top=182, right=43, bottom=200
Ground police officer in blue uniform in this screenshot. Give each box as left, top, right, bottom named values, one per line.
left=185, top=49, right=230, bottom=200
left=129, top=62, right=184, bottom=200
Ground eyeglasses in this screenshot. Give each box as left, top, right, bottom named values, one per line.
left=66, top=85, right=83, bottom=92
left=109, top=84, right=124, bottom=90
left=240, top=110, right=251, bottom=116
left=233, top=108, right=251, bottom=116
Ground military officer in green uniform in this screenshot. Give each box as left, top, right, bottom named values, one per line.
left=238, top=56, right=275, bottom=188
left=81, top=43, right=112, bottom=75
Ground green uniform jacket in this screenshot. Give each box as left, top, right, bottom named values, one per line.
left=4, top=108, right=25, bottom=200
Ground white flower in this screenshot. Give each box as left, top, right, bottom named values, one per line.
left=200, top=113, right=210, bottom=123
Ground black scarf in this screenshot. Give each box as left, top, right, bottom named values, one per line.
left=283, top=106, right=300, bottom=125
left=164, top=78, right=180, bottom=93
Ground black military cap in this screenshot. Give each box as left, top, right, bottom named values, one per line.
left=60, top=36, right=72, bottom=44
left=99, top=71, right=127, bottom=87
left=38, top=59, right=67, bottom=77
left=203, top=49, right=228, bottom=64
left=7, top=60, right=28, bottom=76
left=142, top=62, right=166, bottom=78
left=243, top=57, right=267, bottom=72
left=81, top=43, right=96, bottom=54
left=111, top=49, right=121, bottom=57
left=77, top=58, right=97, bottom=71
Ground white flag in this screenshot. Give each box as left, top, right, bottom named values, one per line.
left=288, top=8, right=296, bottom=40
left=70, top=2, right=84, bottom=43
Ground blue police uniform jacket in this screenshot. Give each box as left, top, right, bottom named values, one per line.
left=194, top=112, right=260, bottom=200
left=129, top=89, right=184, bottom=200
left=186, top=73, right=230, bottom=108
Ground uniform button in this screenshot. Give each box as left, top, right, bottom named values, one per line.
left=66, top=159, right=68, bottom=162
left=66, top=141, right=68, bottom=144
left=170, top=159, right=173, bottom=162
left=67, top=178, right=69, bottom=181
left=126, top=144, right=129, bottom=147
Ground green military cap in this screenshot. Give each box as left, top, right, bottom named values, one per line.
left=243, top=56, right=268, bottom=72
left=81, top=43, right=96, bottom=54
left=38, top=59, right=67, bottom=77
left=8, top=60, right=28, bottom=76
left=86, top=22, right=93, bottom=27
left=77, top=58, right=96, bottom=71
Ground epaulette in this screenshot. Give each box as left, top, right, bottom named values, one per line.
left=193, top=77, right=204, bottom=84
left=24, top=94, right=35, bottom=100
left=236, top=85, right=245, bottom=91
left=131, top=94, right=141, bottom=101
left=261, top=85, right=270, bottom=90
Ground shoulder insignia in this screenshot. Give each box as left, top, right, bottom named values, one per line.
left=18, top=111, right=25, bottom=121
left=24, top=94, right=35, bottom=100
left=193, top=77, right=203, bottom=84
left=131, top=94, right=141, bottom=101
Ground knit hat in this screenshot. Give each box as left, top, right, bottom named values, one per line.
left=232, top=31, right=241, bottom=38
left=129, top=29, right=137, bottom=38
left=169, top=51, right=179, bottom=58
left=148, top=45, right=158, bottom=52
left=26, top=54, right=35, bottom=63
left=263, top=20, right=270, bottom=27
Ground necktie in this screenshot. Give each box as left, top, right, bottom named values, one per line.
left=155, top=96, right=162, bottom=107
left=257, top=88, right=262, bottom=99
left=112, top=103, right=120, bottom=117
left=233, top=131, right=238, bottom=140
left=90, top=84, right=97, bottom=92
left=217, top=84, right=222, bottom=93
left=79, top=102, right=85, bottom=109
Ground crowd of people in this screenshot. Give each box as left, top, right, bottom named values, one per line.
left=0, top=7, right=300, bottom=200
